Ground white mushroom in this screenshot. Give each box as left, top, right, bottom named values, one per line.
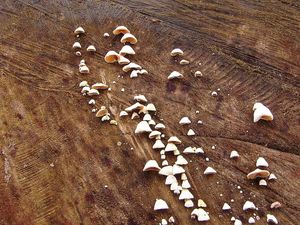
left=125, top=102, right=144, bottom=112
left=168, top=136, right=182, bottom=144
left=75, top=51, right=81, bottom=56
left=184, top=199, right=194, bottom=208
left=154, top=199, right=169, bottom=211
left=113, top=26, right=130, bottom=35
left=197, top=199, right=207, bottom=208
left=182, top=180, right=191, bottom=189
left=222, top=203, right=231, bottom=211
left=119, top=45, right=135, bottom=55
left=87, top=45, right=96, bottom=52
left=175, top=155, right=188, bottom=165
left=118, top=55, right=130, bottom=65
left=122, top=63, right=142, bottom=72
left=195, top=147, right=204, bottom=154
left=192, top=208, right=210, bottom=222
left=256, top=157, right=269, bottom=167
left=165, top=143, right=178, bottom=152
left=268, top=173, right=277, bottom=180
left=168, top=216, right=175, bottom=223
left=267, top=214, right=278, bottom=224
left=170, top=181, right=179, bottom=191
left=121, top=33, right=138, bottom=44
left=170, top=48, right=183, bottom=56
left=187, top=129, right=195, bottom=136
left=143, top=160, right=161, bottom=172
left=87, top=89, right=99, bottom=96
left=79, top=65, right=90, bottom=74
left=74, top=26, right=85, bottom=35
left=203, top=166, right=217, bottom=175
left=161, top=219, right=167, bottom=225
left=243, top=201, right=256, bottom=211
left=179, top=189, right=194, bottom=200
left=143, top=113, right=152, bottom=121
left=253, top=102, right=273, bottom=122
left=81, top=86, right=90, bottom=94
left=135, top=121, right=152, bottom=134
left=168, top=71, right=183, bottom=80
left=146, top=103, right=156, bottom=112
left=180, top=59, right=190, bottom=65
left=173, top=164, right=185, bottom=175
left=162, top=160, right=168, bottom=166
left=130, top=70, right=139, bottom=78
left=247, top=168, right=270, bottom=179
left=183, top=146, right=195, bottom=154
left=230, top=150, right=240, bottom=159
left=173, top=149, right=180, bottom=156
left=248, top=217, right=255, bottom=224
left=153, top=139, right=165, bottom=149
left=194, top=71, right=203, bottom=77
left=165, top=175, right=177, bottom=185
left=101, top=115, right=110, bottom=122
left=211, top=91, right=218, bottom=97
left=72, top=42, right=81, bottom=49
left=179, top=117, right=191, bottom=125
left=134, top=94, right=147, bottom=103
left=159, top=166, right=173, bottom=176
left=79, top=81, right=89, bottom=87
left=270, top=201, right=282, bottom=209
left=149, top=130, right=161, bottom=139
left=259, top=179, right=267, bottom=186
left=155, top=123, right=165, bottom=129
left=103, top=32, right=110, bottom=37
left=119, top=111, right=128, bottom=117
left=104, top=51, right=120, bottom=63
left=181, top=173, right=187, bottom=181
left=137, top=69, right=148, bottom=75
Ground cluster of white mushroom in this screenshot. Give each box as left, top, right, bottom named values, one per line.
left=119, top=95, right=212, bottom=223
left=75, top=27, right=117, bottom=125
left=104, top=26, right=148, bottom=78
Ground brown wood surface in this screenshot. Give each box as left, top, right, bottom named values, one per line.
left=0, top=0, right=299, bottom=225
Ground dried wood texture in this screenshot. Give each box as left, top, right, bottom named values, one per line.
left=0, top=0, right=299, bottom=225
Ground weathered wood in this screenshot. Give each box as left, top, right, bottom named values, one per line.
left=0, top=0, right=299, bottom=225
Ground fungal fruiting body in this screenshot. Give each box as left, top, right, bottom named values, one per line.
left=253, top=102, right=273, bottom=122
left=170, top=48, right=183, bottom=56
left=104, top=51, right=120, bottom=63
left=247, top=168, right=270, bottom=179
left=121, top=33, right=138, bottom=44
left=154, top=199, right=169, bottom=211
left=168, top=71, right=183, bottom=80
left=243, top=201, right=256, bottom=211
left=113, top=26, right=130, bottom=35
left=143, top=160, right=161, bottom=172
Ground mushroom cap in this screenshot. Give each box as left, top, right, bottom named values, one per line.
left=222, top=203, right=231, bottom=210
left=162, top=160, right=168, bottom=166
left=256, top=157, right=269, bottom=167
left=184, top=199, right=194, bottom=208
left=143, top=160, right=161, bottom=172
left=173, top=164, right=185, bottom=175
left=270, top=201, right=282, bottom=209
left=79, top=80, right=89, bottom=87
left=161, top=219, right=168, bottom=225
left=230, top=150, right=240, bottom=159
left=170, top=181, right=179, bottom=191
left=130, top=70, right=139, bottom=78
left=87, top=89, right=99, bottom=96
left=170, top=48, right=184, bottom=56
left=197, top=199, right=207, bottom=208
left=153, top=139, right=165, bottom=149
left=181, top=173, right=187, bottom=180
left=179, top=189, right=194, bottom=200
left=159, top=166, right=173, bottom=176
left=104, top=51, right=120, bottom=63
left=101, top=115, right=110, bottom=121
left=134, top=94, right=148, bottom=103
left=247, top=168, right=270, bottom=179
left=196, top=208, right=210, bottom=222
left=234, top=219, right=242, bottom=225
left=88, top=99, right=96, bottom=105
left=91, top=83, right=108, bottom=90
left=72, top=42, right=81, bottom=49
left=165, top=175, right=177, bottom=185
left=113, top=26, right=130, bottom=35
left=168, top=71, right=183, bottom=80
left=79, top=65, right=90, bottom=73
left=267, top=214, right=278, bottom=224
left=203, top=166, right=217, bottom=175
left=183, top=146, right=195, bottom=154
left=154, top=199, right=169, bottom=211
left=187, top=129, right=196, bottom=136
left=175, top=155, right=188, bottom=165
left=248, top=217, right=255, bottom=224
left=135, top=121, right=152, bottom=134
left=243, top=201, right=256, bottom=211
left=74, top=26, right=85, bottom=35
left=122, top=63, right=142, bottom=72
left=259, top=179, right=267, bottom=186
left=121, top=33, right=138, bottom=44
left=168, top=216, right=175, bottom=223
left=180, top=59, right=190, bottom=65
left=119, top=45, right=136, bottom=55
left=195, top=147, right=204, bottom=154
left=146, top=103, right=156, bottom=112
left=179, top=116, right=191, bottom=125
left=125, top=102, right=144, bottom=112
left=143, top=113, right=152, bottom=121
left=81, top=86, right=90, bottom=93
left=87, top=45, right=96, bottom=52
left=253, top=103, right=273, bottom=122
left=148, top=119, right=156, bottom=126
left=168, top=136, right=182, bottom=144
left=118, top=55, right=130, bottom=65
left=119, top=111, right=128, bottom=117
left=149, top=130, right=161, bottom=139
left=268, top=173, right=277, bottom=180
left=165, top=143, right=178, bottom=152
left=155, top=123, right=166, bottom=129
left=182, top=180, right=191, bottom=189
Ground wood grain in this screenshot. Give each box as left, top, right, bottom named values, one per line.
left=0, top=0, right=299, bottom=225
